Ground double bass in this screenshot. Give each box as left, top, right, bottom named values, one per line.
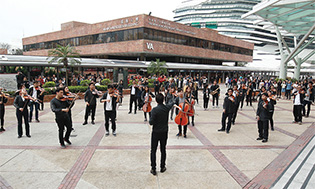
left=142, top=94, right=152, bottom=113
left=175, top=95, right=189, bottom=126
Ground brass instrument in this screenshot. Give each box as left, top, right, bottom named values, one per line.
left=210, top=87, right=220, bottom=95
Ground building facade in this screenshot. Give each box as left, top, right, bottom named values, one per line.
left=23, top=14, right=253, bottom=65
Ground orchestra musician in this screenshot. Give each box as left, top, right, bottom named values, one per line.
left=302, top=82, right=314, bottom=117
left=137, top=81, right=144, bottom=111
left=186, top=86, right=195, bottom=127
left=50, top=88, right=73, bottom=148
left=231, top=85, right=240, bottom=125
left=239, top=83, right=247, bottom=110
left=129, top=81, right=139, bottom=114
left=267, top=91, right=277, bottom=131
left=28, top=81, right=45, bottom=122
left=246, top=82, right=253, bottom=106
left=100, top=85, right=119, bottom=136
left=141, top=86, right=155, bottom=122
left=256, top=93, right=271, bottom=143
left=292, top=85, right=305, bottom=125
left=83, top=83, right=100, bottom=125
left=203, top=84, right=210, bottom=110
left=64, top=87, right=77, bottom=129
left=175, top=88, right=188, bottom=137
left=13, top=88, right=31, bottom=138
left=210, top=80, right=220, bottom=108
left=0, top=88, right=9, bottom=131
left=218, top=88, right=235, bottom=134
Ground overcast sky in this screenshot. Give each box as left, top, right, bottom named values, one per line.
left=0, top=0, right=183, bottom=49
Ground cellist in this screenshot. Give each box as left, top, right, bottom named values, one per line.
left=186, top=86, right=195, bottom=126
left=175, top=88, right=189, bottom=138
left=141, top=86, right=155, bottom=122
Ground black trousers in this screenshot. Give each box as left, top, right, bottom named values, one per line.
left=154, top=87, right=159, bottom=96
left=68, top=110, right=73, bottom=126
left=285, top=90, right=291, bottom=99
left=221, top=112, right=232, bottom=131
left=0, top=105, right=4, bottom=127
left=302, top=101, right=312, bottom=117
left=178, top=125, right=187, bottom=135
left=150, top=132, right=167, bottom=170
left=29, top=101, right=39, bottom=121
left=269, top=111, right=274, bottom=129
left=246, top=94, right=252, bottom=106
left=56, top=115, right=72, bottom=145
left=16, top=109, right=30, bottom=136
left=203, top=97, right=209, bottom=109
left=240, top=96, right=245, bottom=109
left=144, top=112, right=151, bottom=120
left=212, top=95, right=219, bottom=106
left=137, top=96, right=142, bottom=110
left=129, top=95, right=137, bottom=113
left=258, top=120, right=269, bottom=140
left=232, top=104, right=240, bottom=123
left=84, top=104, right=96, bottom=121
left=293, top=105, right=303, bottom=122
left=105, top=110, right=116, bottom=132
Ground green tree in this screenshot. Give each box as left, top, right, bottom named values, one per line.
left=47, top=44, right=81, bottom=86
left=147, top=59, right=167, bottom=76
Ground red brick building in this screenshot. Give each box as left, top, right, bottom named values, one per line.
left=0, top=49, right=8, bottom=55
left=23, top=14, right=253, bottom=65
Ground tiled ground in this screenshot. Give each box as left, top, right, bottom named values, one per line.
left=0, top=85, right=314, bottom=189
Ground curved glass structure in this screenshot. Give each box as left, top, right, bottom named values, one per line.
left=173, top=0, right=295, bottom=47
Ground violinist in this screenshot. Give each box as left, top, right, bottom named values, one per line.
left=83, top=83, right=100, bottom=125
left=38, top=85, right=45, bottom=111
left=0, top=88, right=9, bottom=132
left=28, top=81, right=44, bottom=122
left=100, top=85, right=118, bottom=136
left=166, top=87, right=177, bottom=120
left=231, top=85, right=240, bottom=125
left=218, top=88, right=235, bottom=134
left=129, top=80, right=139, bottom=114
left=203, top=84, right=210, bottom=110
left=246, top=82, right=253, bottom=106
left=256, top=93, right=271, bottom=143
left=117, top=80, right=124, bottom=106
left=50, top=88, right=73, bottom=148
left=13, top=88, right=31, bottom=138
left=292, top=85, right=305, bottom=125
left=141, top=86, right=155, bottom=122
left=64, top=87, right=77, bottom=129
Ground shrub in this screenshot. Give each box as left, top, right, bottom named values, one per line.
left=148, top=83, right=154, bottom=88
left=96, top=85, right=107, bottom=91
left=43, top=87, right=54, bottom=95
left=80, top=79, right=91, bottom=86
left=148, top=79, right=155, bottom=83
left=43, top=81, right=56, bottom=88
left=101, top=78, right=111, bottom=85
left=68, top=86, right=88, bottom=93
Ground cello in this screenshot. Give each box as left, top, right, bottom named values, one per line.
left=187, top=92, right=195, bottom=117
left=142, top=94, right=152, bottom=113
left=175, top=94, right=189, bottom=126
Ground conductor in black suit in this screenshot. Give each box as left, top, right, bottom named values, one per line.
left=83, top=83, right=99, bottom=125
left=149, top=93, right=175, bottom=176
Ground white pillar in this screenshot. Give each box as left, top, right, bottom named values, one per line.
left=279, top=54, right=288, bottom=79
left=294, top=58, right=302, bottom=80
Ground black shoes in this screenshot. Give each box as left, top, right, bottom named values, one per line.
left=256, top=137, right=263, bottom=140
left=26, top=135, right=31, bottom=138
left=60, top=144, right=66, bottom=149
left=113, top=131, right=116, bottom=136
left=161, top=167, right=167, bottom=173
left=82, top=121, right=87, bottom=125
left=150, top=169, right=157, bottom=176
left=128, top=112, right=132, bottom=114
left=218, top=129, right=225, bottom=132
left=105, top=131, right=109, bottom=136
left=226, top=130, right=230, bottom=134
left=144, top=119, right=147, bottom=122
left=36, top=119, right=40, bottom=122
left=271, top=127, right=274, bottom=131
left=184, top=134, right=187, bottom=138
left=176, top=133, right=182, bottom=137
left=64, top=138, right=72, bottom=145
left=0, top=127, right=5, bottom=132
left=262, top=139, right=268, bottom=143
left=91, top=121, right=95, bottom=125
left=18, top=135, right=22, bottom=138
left=192, top=122, right=195, bottom=126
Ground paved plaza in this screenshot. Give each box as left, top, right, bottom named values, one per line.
left=0, top=85, right=314, bottom=189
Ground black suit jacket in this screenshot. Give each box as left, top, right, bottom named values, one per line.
left=149, top=102, right=174, bottom=133
left=223, top=96, right=235, bottom=114
left=84, top=89, right=99, bottom=106
left=13, top=95, right=29, bottom=111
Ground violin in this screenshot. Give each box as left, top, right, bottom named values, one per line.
left=0, top=92, right=10, bottom=98
left=228, top=95, right=235, bottom=102
left=142, top=94, right=152, bottom=113
left=175, top=95, right=189, bottom=126
left=92, top=89, right=103, bottom=96
left=23, top=95, right=35, bottom=101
